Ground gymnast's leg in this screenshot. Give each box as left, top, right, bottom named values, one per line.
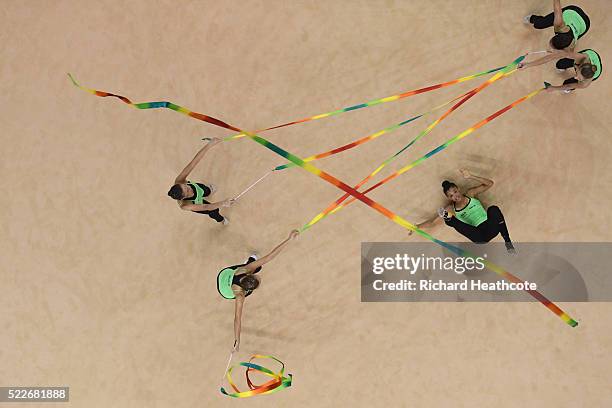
left=526, top=11, right=555, bottom=29
left=483, top=206, right=516, bottom=253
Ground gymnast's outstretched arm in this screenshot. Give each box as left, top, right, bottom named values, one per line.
left=244, top=230, right=300, bottom=272
left=174, top=137, right=221, bottom=184
left=415, top=215, right=442, bottom=229
left=546, top=80, right=591, bottom=91
left=553, top=0, right=566, bottom=31
left=410, top=207, right=450, bottom=235
left=518, top=50, right=566, bottom=69
left=559, top=50, right=588, bottom=63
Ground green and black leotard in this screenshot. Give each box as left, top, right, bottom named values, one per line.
left=185, top=181, right=224, bottom=222
left=217, top=257, right=262, bottom=299
left=529, top=5, right=590, bottom=45
left=559, top=49, right=602, bottom=87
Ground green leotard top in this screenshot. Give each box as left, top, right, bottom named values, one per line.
left=454, top=197, right=488, bottom=227
left=562, top=9, right=587, bottom=39
left=187, top=181, right=206, bottom=204
left=581, top=49, right=602, bottom=81
left=218, top=267, right=237, bottom=299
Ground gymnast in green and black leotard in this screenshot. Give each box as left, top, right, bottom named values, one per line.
left=525, top=0, right=591, bottom=51
left=217, top=229, right=299, bottom=352
left=167, top=137, right=236, bottom=225
left=415, top=169, right=516, bottom=253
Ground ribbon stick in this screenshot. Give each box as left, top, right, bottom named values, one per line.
left=234, top=171, right=273, bottom=200
left=221, top=354, right=292, bottom=398
left=219, top=351, right=235, bottom=389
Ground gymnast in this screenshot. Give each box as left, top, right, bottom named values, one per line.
left=524, top=0, right=590, bottom=52
left=412, top=169, right=516, bottom=254
left=167, top=137, right=234, bottom=225
left=217, top=229, right=300, bottom=351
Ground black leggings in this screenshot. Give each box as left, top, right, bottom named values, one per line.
left=445, top=206, right=512, bottom=243
left=528, top=5, right=590, bottom=38
left=197, top=208, right=224, bottom=223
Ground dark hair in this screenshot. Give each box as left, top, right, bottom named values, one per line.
left=550, top=33, right=573, bottom=50
left=239, top=275, right=260, bottom=292
left=442, top=180, right=458, bottom=195
left=167, top=184, right=185, bottom=200
left=580, top=63, right=597, bottom=79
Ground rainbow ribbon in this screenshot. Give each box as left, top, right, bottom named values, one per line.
left=67, top=74, right=243, bottom=133
left=68, top=61, right=505, bottom=143
left=220, top=354, right=292, bottom=398
left=226, top=65, right=506, bottom=140
left=68, top=64, right=512, bottom=180
left=301, top=59, right=520, bottom=229
left=320, top=87, right=545, bottom=221
left=272, top=90, right=472, bottom=171
left=271, top=62, right=517, bottom=171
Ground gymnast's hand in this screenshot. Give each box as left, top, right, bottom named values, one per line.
left=233, top=338, right=240, bottom=352
left=221, top=198, right=236, bottom=207
left=517, top=62, right=527, bottom=70
left=289, top=229, right=300, bottom=240
left=208, top=136, right=222, bottom=146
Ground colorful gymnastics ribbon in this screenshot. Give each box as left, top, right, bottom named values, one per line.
left=68, top=61, right=505, bottom=142
left=67, top=74, right=243, bottom=133
left=68, top=63, right=511, bottom=177
left=271, top=62, right=518, bottom=172
left=229, top=50, right=546, bottom=141
left=69, top=56, right=578, bottom=326
left=220, top=354, right=292, bottom=398
left=316, top=87, right=545, bottom=221
left=300, top=59, right=520, bottom=229
left=272, top=89, right=473, bottom=171
left=225, top=63, right=506, bottom=139
left=269, top=63, right=516, bottom=171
